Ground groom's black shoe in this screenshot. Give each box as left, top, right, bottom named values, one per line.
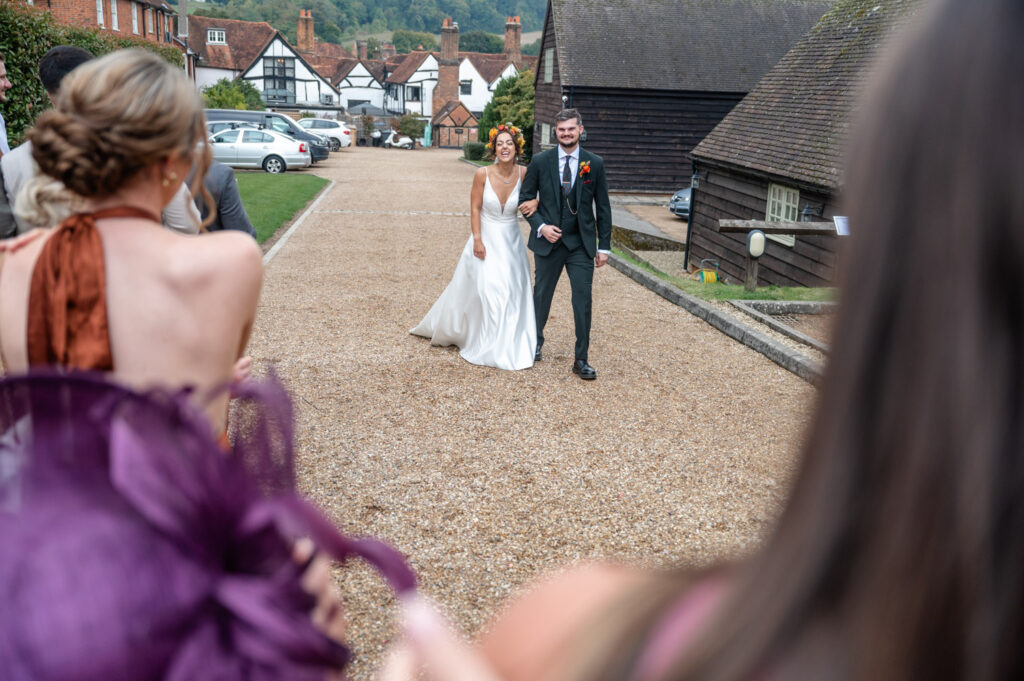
left=535, top=346, right=542, bottom=362
left=572, top=360, right=596, bottom=380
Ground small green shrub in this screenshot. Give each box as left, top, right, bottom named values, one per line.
left=463, top=141, right=486, bottom=161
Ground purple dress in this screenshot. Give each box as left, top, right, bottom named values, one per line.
left=0, top=369, right=415, bottom=681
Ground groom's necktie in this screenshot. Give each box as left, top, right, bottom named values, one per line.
left=561, top=155, right=573, bottom=196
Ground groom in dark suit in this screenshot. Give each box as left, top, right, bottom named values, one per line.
left=520, top=109, right=612, bottom=380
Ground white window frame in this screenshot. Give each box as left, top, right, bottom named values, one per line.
left=96, top=0, right=104, bottom=26
left=146, top=7, right=154, bottom=33
left=540, top=122, right=552, bottom=148
left=131, top=2, right=139, bottom=33
left=207, top=29, right=226, bottom=44
left=543, top=48, right=554, bottom=83
left=110, top=0, right=118, bottom=30
left=766, top=183, right=799, bottom=247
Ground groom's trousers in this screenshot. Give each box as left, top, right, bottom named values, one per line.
left=534, top=241, right=594, bottom=362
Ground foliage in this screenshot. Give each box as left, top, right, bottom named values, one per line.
left=360, top=114, right=375, bottom=137
left=0, top=0, right=183, bottom=145
left=365, top=37, right=382, bottom=59
left=190, top=6, right=231, bottom=19
left=181, top=0, right=545, bottom=39
left=463, top=141, right=486, bottom=161
left=201, top=77, right=266, bottom=110
left=391, top=29, right=438, bottom=54
left=235, top=172, right=328, bottom=244
left=397, top=113, right=426, bottom=139
left=522, top=37, right=541, bottom=56
left=477, top=70, right=534, bottom=160
left=459, top=30, right=503, bottom=54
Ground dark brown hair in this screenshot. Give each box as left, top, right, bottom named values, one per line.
left=555, top=108, right=583, bottom=126
left=579, top=1, right=1024, bottom=680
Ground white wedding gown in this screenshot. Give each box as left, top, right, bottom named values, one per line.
left=410, top=170, right=536, bottom=370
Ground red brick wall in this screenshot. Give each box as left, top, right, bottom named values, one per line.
left=46, top=0, right=170, bottom=45
left=436, top=124, right=477, bottom=148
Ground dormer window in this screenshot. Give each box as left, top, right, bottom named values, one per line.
left=207, top=29, right=226, bottom=44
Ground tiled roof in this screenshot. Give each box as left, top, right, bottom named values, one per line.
left=312, top=41, right=353, bottom=59
left=363, top=59, right=387, bottom=84
left=386, top=51, right=431, bottom=84
left=692, top=0, right=922, bottom=190
left=188, top=15, right=276, bottom=71
left=464, top=52, right=515, bottom=83
left=550, top=0, right=834, bottom=92
left=431, top=100, right=477, bottom=125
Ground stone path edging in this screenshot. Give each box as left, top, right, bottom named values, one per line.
left=608, top=253, right=823, bottom=383
left=729, top=300, right=833, bottom=354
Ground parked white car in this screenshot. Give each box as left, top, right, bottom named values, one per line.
left=298, top=118, right=352, bottom=151
left=208, top=128, right=312, bottom=173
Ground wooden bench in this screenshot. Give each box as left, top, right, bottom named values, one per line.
left=715, top=220, right=837, bottom=290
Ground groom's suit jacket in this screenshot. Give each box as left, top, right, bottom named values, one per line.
left=521, top=146, right=612, bottom=259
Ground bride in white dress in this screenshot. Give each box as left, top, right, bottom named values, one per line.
left=410, top=125, right=537, bottom=370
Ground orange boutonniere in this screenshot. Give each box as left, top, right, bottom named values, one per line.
left=579, top=161, right=591, bottom=178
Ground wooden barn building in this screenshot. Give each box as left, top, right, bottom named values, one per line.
left=687, top=0, right=923, bottom=287
left=531, top=0, right=833, bottom=193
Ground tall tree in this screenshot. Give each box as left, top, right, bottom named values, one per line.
left=477, top=70, right=534, bottom=160
left=459, top=30, right=503, bottom=53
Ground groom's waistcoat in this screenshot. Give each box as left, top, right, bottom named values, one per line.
left=558, top=183, right=582, bottom=251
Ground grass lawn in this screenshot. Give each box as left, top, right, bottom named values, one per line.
left=236, top=172, right=329, bottom=244
left=613, top=247, right=837, bottom=302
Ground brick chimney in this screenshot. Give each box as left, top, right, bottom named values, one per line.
left=440, top=16, right=459, bottom=61
left=297, top=10, right=315, bottom=53
left=357, top=40, right=368, bottom=60
left=504, top=16, right=522, bottom=67
left=434, top=17, right=461, bottom=115
left=381, top=42, right=397, bottom=59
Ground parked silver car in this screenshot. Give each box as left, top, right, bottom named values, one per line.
left=208, top=128, right=312, bottom=173
left=298, top=118, right=352, bottom=150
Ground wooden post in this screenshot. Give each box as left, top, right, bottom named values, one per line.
left=744, top=255, right=758, bottom=291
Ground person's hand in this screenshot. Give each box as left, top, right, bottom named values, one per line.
left=540, top=224, right=562, bottom=243
left=595, top=252, right=608, bottom=268
left=232, top=355, right=252, bottom=385
left=376, top=594, right=504, bottom=681
left=473, top=238, right=486, bottom=260
left=294, top=538, right=347, bottom=646
left=0, top=229, right=46, bottom=253
left=518, top=199, right=539, bottom=217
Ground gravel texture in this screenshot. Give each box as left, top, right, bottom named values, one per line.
left=246, top=146, right=816, bottom=680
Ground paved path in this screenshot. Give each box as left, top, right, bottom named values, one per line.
left=246, top=146, right=815, bottom=680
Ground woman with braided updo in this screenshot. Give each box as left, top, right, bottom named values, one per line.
left=410, top=124, right=537, bottom=370
left=0, top=49, right=262, bottom=432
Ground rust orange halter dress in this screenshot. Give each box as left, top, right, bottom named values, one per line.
left=26, top=207, right=231, bottom=448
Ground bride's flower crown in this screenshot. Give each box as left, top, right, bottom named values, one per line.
left=486, top=123, right=526, bottom=156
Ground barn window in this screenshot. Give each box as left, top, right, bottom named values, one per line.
left=406, top=85, right=421, bottom=101
left=766, top=183, right=799, bottom=247
left=111, top=0, right=118, bottom=30
left=95, top=0, right=104, bottom=26
left=207, top=29, right=226, bottom=44
left=460, top=80, right=472, bottom=95
left=543, top=48, right=554, bottom=83
left=131, top=2, right=139, bottom=33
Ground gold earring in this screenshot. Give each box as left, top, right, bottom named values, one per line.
left=162, top=170, right=178, bottom=188
left=162, top=178, right=170, bottom=187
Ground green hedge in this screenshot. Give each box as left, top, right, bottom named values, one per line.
left=0, top=0, right=184, bottom=145
left=463, top=141, right=486, bottom=161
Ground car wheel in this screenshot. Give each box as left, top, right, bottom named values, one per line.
left=329, top=138, right=340, bottom=151
left=263, top=155, right=286, bottom=174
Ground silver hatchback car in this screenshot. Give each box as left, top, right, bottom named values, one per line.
left=208, top=128, right=312, bottom=173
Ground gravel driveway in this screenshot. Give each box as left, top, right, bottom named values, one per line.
left=246, top=146, right=816, bottom=680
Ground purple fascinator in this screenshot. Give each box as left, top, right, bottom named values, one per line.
left=0, top=370, right=416, bottom=681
